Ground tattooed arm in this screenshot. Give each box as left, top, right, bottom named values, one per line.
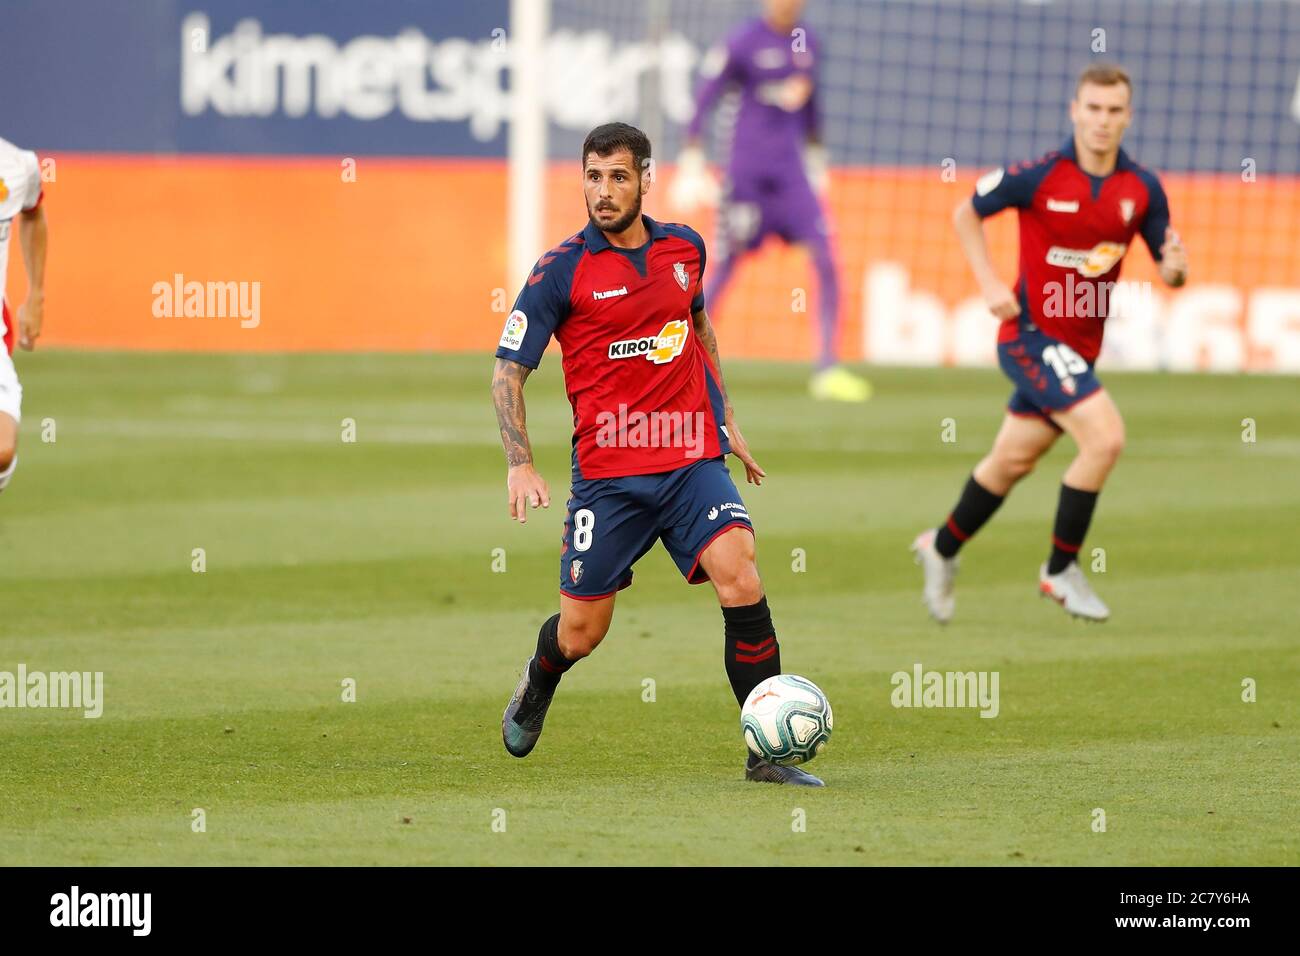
left=492, top=357, right=550, bottom=522
left=692, top=305, right=731, bottom=415
left=691, top=307, right=766, bottom=486
left=492, top=357, right=534, bottom=465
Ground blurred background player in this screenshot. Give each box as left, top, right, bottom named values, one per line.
left=670, top=0, right=870, bottom=402
left=912, top=64, right=1187, bottom=623
left=0, top=136, right=47, bottom=496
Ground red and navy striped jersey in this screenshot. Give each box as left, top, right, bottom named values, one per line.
left=972, top=138, right=1171, bottom=362
left=495, top=215, right=730, bottom=480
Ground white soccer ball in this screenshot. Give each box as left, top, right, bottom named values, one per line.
left=740, top=674, right=833, bottom=766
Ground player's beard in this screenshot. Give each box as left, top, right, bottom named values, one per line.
left=589, top=192, right=642, bottom=236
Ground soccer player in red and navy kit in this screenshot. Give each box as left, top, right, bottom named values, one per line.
left=912, top=64, right=1188, bottom=623
left=493, top=123, right=822, bottom=786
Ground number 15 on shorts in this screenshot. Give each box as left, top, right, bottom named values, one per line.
left=1042, top=343, right=1088, bottom=396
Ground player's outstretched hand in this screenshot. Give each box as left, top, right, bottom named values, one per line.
left=1159, top=227, right=1188, bottom=286
left=507, top=463, right=550, bottom=523
left=726, top=416, right=766, bottom=486
left=980, top=279, right=1021, bottom=320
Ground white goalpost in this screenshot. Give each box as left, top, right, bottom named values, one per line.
left=508, top=0, right=550, bottom=291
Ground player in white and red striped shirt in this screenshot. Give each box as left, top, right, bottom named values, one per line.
left=0, top=135, right=48, bottom=494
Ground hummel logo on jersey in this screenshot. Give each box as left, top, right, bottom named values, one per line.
left=673, top=262, right=690, bottom=291
left=1046, top=198, right=1079, bottom=213
left=1046, top=242, right=1128, bottom=278
left=608, top=319, right=689, bottom=364
left=593, top=286, right=628, bottom=300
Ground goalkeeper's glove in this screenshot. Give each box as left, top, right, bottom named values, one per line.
left=803, top=143, right=830, bottom=196
left=669, top=145, right=721, bottom=213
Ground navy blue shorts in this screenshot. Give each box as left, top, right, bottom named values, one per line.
left=998, top=327, right=1103, bottom=428
left=559, top=456, right=754, bottom=600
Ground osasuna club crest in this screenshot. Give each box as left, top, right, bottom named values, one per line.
left=673, top=261, right=689, bottom=291
left=570, top=560, right=583, bottom=584
left=1119, top=198, right=1135, bottom=224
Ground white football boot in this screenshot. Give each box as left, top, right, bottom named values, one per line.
left=1039, top=562, right=1110, bottom=621
left=911, top=528, right=958, bottom=624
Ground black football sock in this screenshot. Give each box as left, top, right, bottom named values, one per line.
left=527, top=613, right=572, bottom=694
left=723, top=596, right=781, bottom=708
left=934, top=474, right=1005, bottom=558
left=1048, top=483, right=1100, bottom=574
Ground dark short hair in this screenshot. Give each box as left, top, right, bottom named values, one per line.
left=581, top=122, right=652, bottom=176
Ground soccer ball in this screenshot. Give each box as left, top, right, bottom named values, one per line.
left=740, top=674, right=833, bottom=766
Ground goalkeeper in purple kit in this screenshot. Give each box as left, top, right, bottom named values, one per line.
left=672, top=0, right=870, bottom=402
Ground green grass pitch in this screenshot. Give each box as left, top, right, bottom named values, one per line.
left=0, top=351, right=1295, bottom=865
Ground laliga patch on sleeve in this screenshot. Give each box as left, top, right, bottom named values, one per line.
left=499, top=310, right=527, bottom=350
left=976, top=167, right=1005, bottom=196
